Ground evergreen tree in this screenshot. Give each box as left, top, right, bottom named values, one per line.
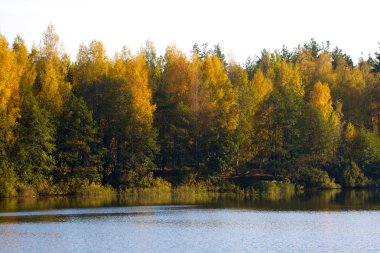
left=13, top=86, right=55, bottom=187
left=56, top=93, right=103, bottom=183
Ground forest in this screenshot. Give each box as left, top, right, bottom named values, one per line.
left=1, top=25, right=380, bottom=196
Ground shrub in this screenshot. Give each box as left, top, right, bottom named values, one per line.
left=343, top=161, right=369, bottom=187
left=0, top=161, right=17, bottom=197
left=297, top=167, right=340, bottom=189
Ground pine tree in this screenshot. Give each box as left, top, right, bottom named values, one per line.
left=56, top=93, right=103, bottom=183
left=13, top=86, right=55, bottom=186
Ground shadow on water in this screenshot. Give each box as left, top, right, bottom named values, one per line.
left=1, top=189, right=380, bottom=223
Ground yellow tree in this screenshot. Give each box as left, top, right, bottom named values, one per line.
left=74, top=40, right=110, bottom=86
left=187, top=51, right=208, bottom=169
left=12, top=35, right=36, bottom=88
left=251, top=69, right=273, bottom=106
left=309, top=81, right=341, bottom=161
left=228, top=63, right=253, bottom=171
left=35, top=25, right=69, bottom=112
left=315, top=52, right=335, bottom=85
left=202, top=54, right=238, bottom=131
left=334, top=57, right=367, bottom=126
left=125, top=54, right=156, bottom=125
left=250, top=69, right=273, bottom=165
left=162, top=46, right=191, bottom=103
left=200, top=54, right=238, bottom=172
left=296, top=49, right=316, bottom=93
left=278, top=61, right=303, bottom=96
left=309, top=81, right=333, bottom=119
left=0, top=35, right=20, bottom=145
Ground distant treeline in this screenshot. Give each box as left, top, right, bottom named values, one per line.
left=1, top=25, right=380, bottom=196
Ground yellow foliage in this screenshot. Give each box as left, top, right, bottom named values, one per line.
left=0, top=34, right=20, bottom=142
left=201, top=54, right=238, bottom=131
left=315, top=52, right=335, bottom=85
left=38, top=59, right=63, bottom=109
left=13, top=36, right=36, bottom=87
left=296, top=49, right=316, bottom=88
left=279, top=61, right=303, bottom=96
left=35, top=25, right=69, bottom=112
left=345, top=122, right=355, bottom=143
left=252, top=69, right=273, bottom=105
left=163, top=46, right=190, bottom=102
left=74, top=41, right=110, bottom=85
left=125, top=54, right=156, bottom=125
left=335, top=58, right=365, bottom=92
left=310, top=81, right=333, bottom=119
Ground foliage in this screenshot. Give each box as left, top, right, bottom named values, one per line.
left=296, top=167, right=340, bottom=189
left=12, top=86, right=56, bottom=188
left=55, top=92, right=103, bottom=184
left=0, top=160, right=18, bottom=197
left=1, top=27, right=380, bottom=196
left=343, top=162, right=369, bottom=187
left=0, top=34, right=20, bottom=149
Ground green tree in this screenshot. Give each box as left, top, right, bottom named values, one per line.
left=343, top=161, right=369, bottom=187
left=56, top=93, right=103, bottom=184
left=12, top=86, right=55, bottom=191
left=0, top=159, right=17, bottom=197
left=201, top=54, right=238, bottom=174
left=350, top=129, right=380, bottom=179
left=253, top=87, right=303, bottom=175
left=228, top=63, right=251, bottom=172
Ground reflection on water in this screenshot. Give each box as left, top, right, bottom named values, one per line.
left=1, top=190, right=380, bottom=253
left=1, top=189, right=380, bottom=214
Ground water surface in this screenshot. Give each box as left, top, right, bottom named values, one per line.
left=1, top=190, right=380, bottom=252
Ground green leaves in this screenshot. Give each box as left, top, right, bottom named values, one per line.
left=13, top=86, right=55, bottom=185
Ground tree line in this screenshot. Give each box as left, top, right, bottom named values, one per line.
left=1, top=26, right=380, bottom=196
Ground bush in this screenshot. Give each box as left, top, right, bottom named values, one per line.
left=343, top=162, right=369, bottom=187
left=257, top=181, right=296, bottom=199
left=75, top=181, right=115, bottom=196
left=16, top=183, right=36, bottom=197
left=297, top=167, right=340, bottom=189
left=0, top=161, right=17, bottom=197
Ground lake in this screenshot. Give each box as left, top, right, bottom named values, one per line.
left=1, top=190, right=380, bottom=252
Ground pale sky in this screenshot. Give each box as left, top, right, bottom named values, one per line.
left=0, top=0, right=379, bottom=64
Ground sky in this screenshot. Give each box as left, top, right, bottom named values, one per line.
left=0, top=0, right=379, bottom=64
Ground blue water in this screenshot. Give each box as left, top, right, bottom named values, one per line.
left=1, top=204, right=380, bottom=252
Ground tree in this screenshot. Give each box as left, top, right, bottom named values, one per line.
left=12, top=35, right=36, bottom=88
left=12, top=86, right=55, bottom=189
left=309, top=81, right=333, bottom=119
left=315, top=52, right=335, bottom=85
left=278, top=61, right=303, bottom=96
left=251, top=69, right=273, bottom=105
left=333, top=58, right=367, bottom=126
left=299, top=104, right=339, bottom=165
left=0, top=34, right=20, bottom=152
left=331, top=47, right=353, bottom=69
left=295, top=48, right=316, bottom=93
left=73, top=40, right=110, bottom=86
left=228, top=63, right=252, bottom=172
left=308, top=81, right=341, bottom=162
left=123, top=53, right=158, bottom=176
left=56, top=92, right=103, bottom=184
left=369, top=45, right=380, bottom=73
left=35, top=25, right=69, bottom=113
left=343, top=161, right=368, bottom=187
left=253, top=87, right=303, bottom=175
left=155, top=46, right=192, bottom=169
left=350, top=129, right=380, bottom=179
left=201, top=54, right=238, bottom=174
